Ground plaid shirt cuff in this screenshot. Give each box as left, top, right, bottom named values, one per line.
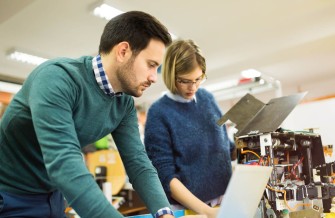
left=155, top=207, right=174, bottom=218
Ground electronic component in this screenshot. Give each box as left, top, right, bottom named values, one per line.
left=218, top=93, right=333, bottom=217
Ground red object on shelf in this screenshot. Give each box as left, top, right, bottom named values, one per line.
left=238, top=77, right=253, bottom=84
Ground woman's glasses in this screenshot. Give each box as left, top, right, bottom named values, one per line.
left=176, top=74, right=207, bottom=87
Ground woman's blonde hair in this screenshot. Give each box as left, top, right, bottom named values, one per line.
left=162, top=39, right=206, bottom=94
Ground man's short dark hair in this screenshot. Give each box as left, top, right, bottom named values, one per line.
left=99, top=11, right=172, bottom=55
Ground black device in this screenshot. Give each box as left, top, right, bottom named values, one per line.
left=95, top=165, right=107, bottom=190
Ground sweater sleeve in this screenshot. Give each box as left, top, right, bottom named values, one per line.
left=144, top=102, right=178, bottom=196
left=29, top=65, right=123, bottom=218
left=111, top=99, right=171, bottom=216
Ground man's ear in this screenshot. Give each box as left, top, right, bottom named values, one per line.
left=115, top=41, right=132, bottom=63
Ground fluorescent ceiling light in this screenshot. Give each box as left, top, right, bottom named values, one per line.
left=92, top=2, right=178, bottom=40
left=0, top=81, right=22, bottom=94
left=170, top=33, right=178, bottom=41
left=241, top=69, right=262, bottom=78
left=7, top=50, right=48, bottom=66
left=93, top=3, right=124, bottom=20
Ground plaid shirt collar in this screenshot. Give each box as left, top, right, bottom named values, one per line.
left=92, top=54, right=123, bottom=97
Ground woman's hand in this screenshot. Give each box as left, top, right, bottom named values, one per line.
left=204, top=207, right=219, bottom=218
left=180, top=215, right=207, bottom=218
left=180, top=207, right=219, bottom=218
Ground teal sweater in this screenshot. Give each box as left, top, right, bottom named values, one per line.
left=0, top=56, right=170, bottom=218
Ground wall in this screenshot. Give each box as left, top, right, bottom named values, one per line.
left=282, top=96, right=335, bottom=146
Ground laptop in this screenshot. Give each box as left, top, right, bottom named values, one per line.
left=216, top=164, right=273, bottom=218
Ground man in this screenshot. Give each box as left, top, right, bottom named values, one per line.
left=0, top=11, right=174, bottom=218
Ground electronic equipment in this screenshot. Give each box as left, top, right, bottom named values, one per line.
left=218, top=93, right=334, bottom=217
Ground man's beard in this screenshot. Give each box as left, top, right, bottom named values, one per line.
left=115, top=56, right=141, bottom=97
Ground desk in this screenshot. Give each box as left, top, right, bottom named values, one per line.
left=118, top=189, right=186, bottom=217
left=118, top=188, right=148, bottom=216
left=119, top=205, right=148, bottom=216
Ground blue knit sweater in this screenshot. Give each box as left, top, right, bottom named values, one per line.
left=144, top=88, right=233, bottom=204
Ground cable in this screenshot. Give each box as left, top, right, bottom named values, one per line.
left=291, top=156, right=304, bottom=180
left=266, top=185, right=311, bottom=212
left=241, top=149, right=261, bottom=159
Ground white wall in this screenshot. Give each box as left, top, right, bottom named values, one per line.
left=283, top=97, right=335, bottom=145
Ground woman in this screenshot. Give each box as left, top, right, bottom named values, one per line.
left=144, top=39, right=234, bottom=218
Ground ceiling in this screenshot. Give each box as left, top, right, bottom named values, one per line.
left=1, top=0, right=335, bottom=107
